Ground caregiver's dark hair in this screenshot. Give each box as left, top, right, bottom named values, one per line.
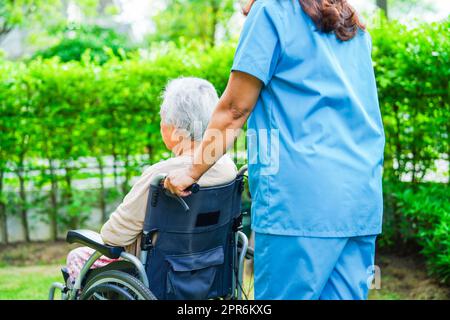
left=299, top=0, right=365, bottom=41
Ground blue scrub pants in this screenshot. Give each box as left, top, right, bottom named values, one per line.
left=254, top=233, right=377, bottom=300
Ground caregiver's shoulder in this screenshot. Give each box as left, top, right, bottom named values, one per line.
left=248, top=0, right=289, bottom=25
left=251, top=0, right=285, bottom=14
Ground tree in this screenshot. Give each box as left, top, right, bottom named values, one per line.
left=375, top=0, right=438, bottom=20
left=9, top=71, right=37, bottom=242
left=0, top=0, right=120, bottom=49
left=33, top=25, right=133, bottom=64
left=0, top=0, right=64, bottom=43
left=0, top=77, right=15, bottom=243
left=376, top=0, right=388, bottom=18
left=151, top=0, right=235, bottom=47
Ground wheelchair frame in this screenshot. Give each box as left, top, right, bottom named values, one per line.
left=49, top=165, right=251, bottom=300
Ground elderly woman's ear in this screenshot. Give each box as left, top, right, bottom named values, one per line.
left=243, top=0, right=257, bottom=16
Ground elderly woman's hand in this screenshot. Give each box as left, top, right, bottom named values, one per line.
left=164, top=167, right=198, bottom=197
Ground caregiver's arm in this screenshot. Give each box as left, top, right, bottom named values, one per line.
left=164, top=71, right=262, bottom=196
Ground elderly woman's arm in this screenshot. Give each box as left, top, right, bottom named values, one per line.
left=164, top=71, right=262, bottom=196
left=100, top=165, right=161, bottom=247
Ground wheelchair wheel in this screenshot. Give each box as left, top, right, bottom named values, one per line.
left=80, top=270, right=156, bottom=300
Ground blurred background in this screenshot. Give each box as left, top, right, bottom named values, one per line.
left=0, top=0, right=448, bottom=299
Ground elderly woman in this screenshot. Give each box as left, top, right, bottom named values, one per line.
left=66, top=77, right=237, bottom=283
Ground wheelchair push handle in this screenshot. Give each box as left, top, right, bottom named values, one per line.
left=150, top=173, right=199, bottom=212
left=150, top=173, right=199, bottom=193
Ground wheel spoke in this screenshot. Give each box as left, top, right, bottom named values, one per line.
left=80, top=270, right=156, bottom=300
left=92, top=292, right=108, bottom=300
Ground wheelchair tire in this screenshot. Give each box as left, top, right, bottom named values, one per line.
left=80, top=270, right=156, bottom=300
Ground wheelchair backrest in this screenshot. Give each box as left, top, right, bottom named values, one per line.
left=143, top=175, right=244, bottom=300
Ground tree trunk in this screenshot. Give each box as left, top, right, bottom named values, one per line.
left=112, top=149, right=119, bottom=189
left=48, top=159, right=58, bottom=241
left=0, top=24, right=12, bottom=45
left=376, top=0, right=388, bottom=19
left=210, top=0, right=219, bottom=47
left=64, top=166, right=77, bottom=229
left=122, top=153, right=130, bottom=195
left=393, top=103, right=403, bottom=180
left=0, top=170, right=8, bottom=244
left=146, top=143, right=153, bottom=163
left=233, top=139, right=238, bottom=164
left=97, top=157, right=107, bottom=223
left=17, top=164, right=30, bottom=242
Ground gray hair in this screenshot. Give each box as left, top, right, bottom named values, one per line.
left=160, top=77, right=219, bottom=141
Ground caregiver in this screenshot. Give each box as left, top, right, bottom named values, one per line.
left=165, top=0, right=385, bottom=300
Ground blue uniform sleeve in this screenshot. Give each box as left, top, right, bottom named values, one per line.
left=231, top=1, right=281, bottom=86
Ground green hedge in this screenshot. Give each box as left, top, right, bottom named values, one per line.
left=0, top=44, right=235, bottom=241
left=382, top=182, right=450, bottom=284
left=370, top=19, right=449, bottom=282
left=371, top=19, right=449, bottom=182
left=33, top=25, right=135, bottom=64
left=0, top=19, right=448, bottom=281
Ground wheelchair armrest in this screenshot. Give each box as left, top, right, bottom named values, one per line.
left=66, top=229, right=124, bottom=259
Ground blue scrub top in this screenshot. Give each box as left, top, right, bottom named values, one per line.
left=232, top=0, right=385, bottom=237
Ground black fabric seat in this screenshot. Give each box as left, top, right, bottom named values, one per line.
left=66, top=229, right=124, bottom=259
left=143, top=176, right=245, bottom=299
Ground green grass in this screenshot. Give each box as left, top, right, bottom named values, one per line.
left=0, top=262, right=446, bottom=300
left=0, top=265, right=255, bottom=300
left=0, top=265, right=62, bottom=300
left=0, top=264, right=396, bottom=300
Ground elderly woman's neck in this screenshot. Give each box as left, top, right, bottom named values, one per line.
left=171, top=139, right=200, bottom=157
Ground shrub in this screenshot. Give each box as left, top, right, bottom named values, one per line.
left=386, top=183, right=450, bottom=284
left=0, top=19, right=448, bottom=284
left=33, top=25, right=134, bottom=64
left=0, top=44, right=236, bottom=239
left=371, top=18, right=449, bottom=283
left=371, top=19, right=449, bottom=182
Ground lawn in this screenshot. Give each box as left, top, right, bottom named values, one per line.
left=0, top=264, right=408, bottom=300
left=0, top=264, right=255, bottom=300
left=0, top=265, right=62, bottom=299
left=0, top=242, right=448, bottom=300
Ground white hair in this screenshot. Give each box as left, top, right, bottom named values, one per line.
left=160, top=77, right=219, bottom=141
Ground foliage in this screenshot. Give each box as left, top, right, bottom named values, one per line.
left=375, top=0, right=438, bottom=20
left=381, top=182, right=450, bottom=284
left=33, top=25, right=133, bottom=64
left=0, top=0, right=109, bottom=43
left=0, top=44, right=234, bottom=238
left=0, top=0, right=63, bottom=39
left=0, top=18, right=448, bottom=283
left=0, top=265, right=62, bottom=299
left=371, top=18, right=449, bottom=183
left=371, top=18, right=449, bottom=283
left=150, top=0, right=236, bottom=47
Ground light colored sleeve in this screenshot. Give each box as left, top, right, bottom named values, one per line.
left=100, top=165, right=159, bottom=247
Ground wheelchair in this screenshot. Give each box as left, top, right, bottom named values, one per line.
left=49, top=165, right=254, bottom=300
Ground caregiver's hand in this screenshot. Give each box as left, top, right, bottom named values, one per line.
left=164, top=167, right=197, bottom=197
